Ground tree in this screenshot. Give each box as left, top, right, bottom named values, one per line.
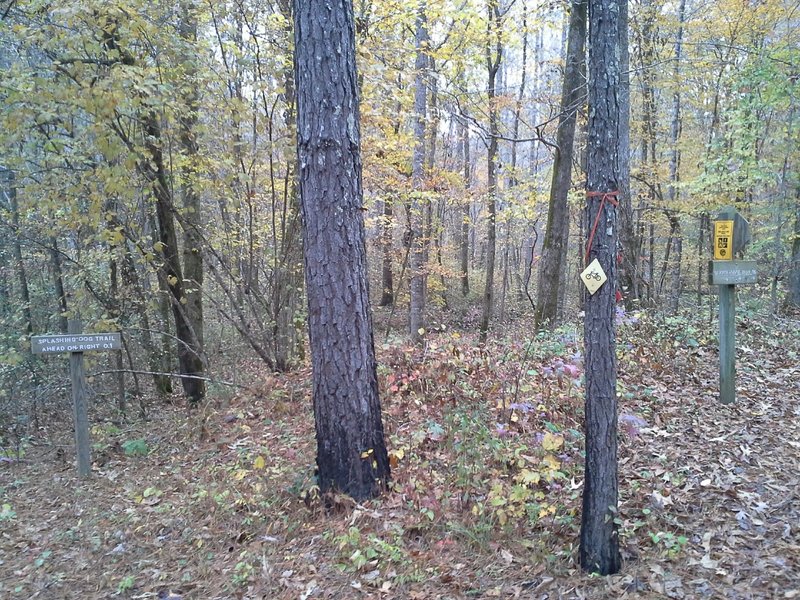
left=790, top=188, right=800, bottom=308
left=409, top=1, right=429, bottom=345
left=0, top=167, right=33, bottom=337
left=479, top=0, right=505, bottom=345
left=176, top=0, right=207, bottom=402
left=535, top=0, right=587, bottom=329
left=580, top=0, right=623, bottom=576
left=294, top=0, right=390, bottom=500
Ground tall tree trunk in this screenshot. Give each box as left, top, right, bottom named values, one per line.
left=177, top=0, right=207, bottom=401
left=144, top=114, right=205, bottom=404
left=668, top=223, right=683, bottom=313
left=0, top=167, right=33, bottom=335
left=379, top=196, right=395, bottom=306
left=616, top=0, right=638, bottom=307
left=294, top=0, right=390, bottom=500
left=50, top=237, right=69, bottom=333
left=665, top=0, right=686, bottom=314
left=580, top=0, right=622, bottom=576
left=409, top=2, right=428, bottom=343
left=534, top=0, right=587, bottom=329
left=460, top=104, right=471, bottom=297
left=788, top=186, right=800, bottom=308
left=479, top=0, right=504, bottom=344
left=122, top=243, right=172, bottom=395
left=109, top=256, right=127, bottom=416
left=274, top=0, right=305, bottom=371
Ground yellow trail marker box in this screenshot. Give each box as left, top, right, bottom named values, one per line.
left=713, top=220, right=734, bottom=260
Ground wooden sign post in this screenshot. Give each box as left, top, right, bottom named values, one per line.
left=31, top=322, right=122, bottom=477
left=709, top=207, right=754, bottom=405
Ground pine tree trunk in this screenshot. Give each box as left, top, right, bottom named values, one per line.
left=580, top=0, right=622, bottom=576
left=294, top=0, right=390, bottom=500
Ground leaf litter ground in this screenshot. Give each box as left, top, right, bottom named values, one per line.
left=1, top=311, right=798, bottom=599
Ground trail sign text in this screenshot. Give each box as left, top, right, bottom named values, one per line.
left=31, top=333, right=121, bottom=355
left=709, top=260, right=758, bottom=286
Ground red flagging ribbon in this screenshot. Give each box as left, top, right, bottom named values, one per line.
left=584, top=190, right=619, bottom=263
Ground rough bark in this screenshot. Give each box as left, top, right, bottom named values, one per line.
left=294, top=0, right=390, bottom=500
left=580, top=0, right=622, bottom=576
left=535, top=0, right=587, bottom=329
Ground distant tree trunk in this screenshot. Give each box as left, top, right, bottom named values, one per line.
left=0, top=167, right=33, bottom=335
left=668, top=224, right=683, bottom=313
left=580, top=0, right=622, bottom=576
left=177, top=0, right=207, bottom=401
left=616, top=0, right=639, bottom=307
left=294, top=0, right=390, bottom=500
left=144, top=113, right=205, bottom=404
left=665, top=0, right=686, bottom=314
left=274, top=0, right=305, bottom=371
left=379, top=196, right=394, bottom=306
left=658, top=213, right=679, bottom=298
left=535, top=0, right=586, bottom=329
left=51, top=237, right=69, bottom=333
left=460, top=106, right=471, bottom=297
left=122, top=244, right=172, bottom=395
left=788, top=186, right=800, bottom=308
left=479, top=0, right=504, bottom=344
left=109, top=256, right=126, bottom=416
left=409, top=3, right=428, bottom=344
left=508, top=1, right=528, bottom=193
left=697, top=212, right=709, bottom=305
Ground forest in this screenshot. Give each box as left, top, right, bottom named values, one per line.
left=0, top=0, right=799, bottom=598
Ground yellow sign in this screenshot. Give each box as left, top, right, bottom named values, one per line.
left=714, top=220, right=734, bottom=260
left=580, top=258, right=607, bottom=295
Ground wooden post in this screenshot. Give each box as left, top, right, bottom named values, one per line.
left=718, top=285, right=736, bottom=404
left=710, top=206, right=754, bottom=405
left=68, top=319, right=91, bottom=477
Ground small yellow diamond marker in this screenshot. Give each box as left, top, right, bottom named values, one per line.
left=580, top=258, right=607, bottom=295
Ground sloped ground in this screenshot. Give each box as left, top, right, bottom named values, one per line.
left=0, top=312, right=798, bottom=599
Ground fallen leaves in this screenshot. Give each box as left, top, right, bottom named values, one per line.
left=0, top=314, right=798, bottom=599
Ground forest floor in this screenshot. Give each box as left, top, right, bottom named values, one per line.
left=1, top=308, right=799, bottom=600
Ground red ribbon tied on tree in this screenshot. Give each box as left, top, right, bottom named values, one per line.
left=584, top=190, right=619, bottom=264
